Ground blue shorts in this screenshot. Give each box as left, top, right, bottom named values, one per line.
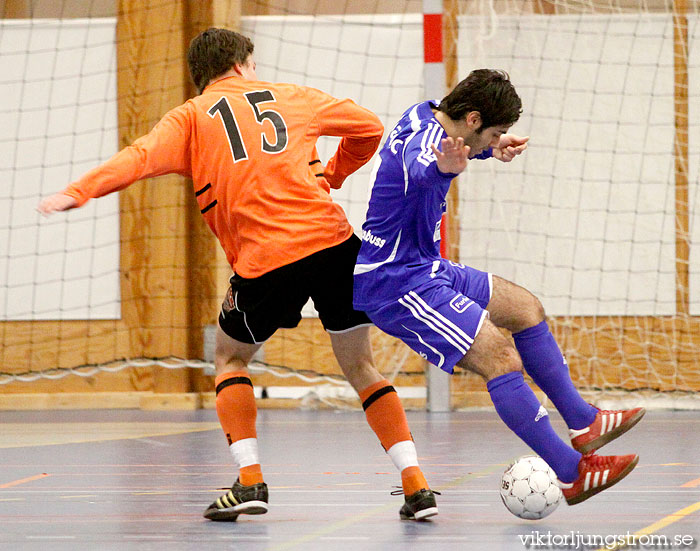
left=364, top=261, right=492, bottom=374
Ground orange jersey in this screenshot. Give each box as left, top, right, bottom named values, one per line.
left=63, top=77, right=383, bottom=278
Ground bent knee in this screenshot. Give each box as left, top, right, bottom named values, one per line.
left=490, top=277, right=547, bottom=332
left=518, top=293, right=546, bottom=330
left=458, top=324, right=523, bottom=381
left=346, top=371, right=385, bottom=393
left=340, top=359, right=375, bottom=378
left=487, top=345, right=523, bottom=380
left=531, top=295, right=546, bottom=323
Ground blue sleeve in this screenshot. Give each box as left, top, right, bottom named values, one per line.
left=403, top=129, right=458, bottom=187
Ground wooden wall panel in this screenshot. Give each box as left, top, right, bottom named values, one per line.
left=0, top=0, right=115, bottom=17
left=1, top=320, right=130, bottom=391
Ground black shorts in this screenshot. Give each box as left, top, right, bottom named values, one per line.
left=218, top=234, right=372, bottom=344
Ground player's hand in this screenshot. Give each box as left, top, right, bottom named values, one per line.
left=492, top=134, right=528, bottom=162
left=36, top=193, right=78, bottom=216
left=431, top=137, right=470, bottom=175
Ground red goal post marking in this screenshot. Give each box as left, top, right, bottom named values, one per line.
left=423, top=0, right=451, bottom=412
left=423, top=0, right=450, bottom=260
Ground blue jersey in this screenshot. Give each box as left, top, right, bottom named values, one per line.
left=353, top=100, right=491, bottom=310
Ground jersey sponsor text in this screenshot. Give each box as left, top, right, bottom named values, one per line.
left=362, top=228, right=386, bottom=249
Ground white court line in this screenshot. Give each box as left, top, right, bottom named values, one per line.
left=122, top=535, right=174, bottom=540
left=133, top=438, right=172, bottom=447
left=26, top=535, right=76, bottom=540
left=217, top=536, right=272, bottom=540
left=319, top=536, right=371, bottom=541
left=415, top=536, right=487, bottom=541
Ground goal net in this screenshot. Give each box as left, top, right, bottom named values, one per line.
left=1, top=0, right=698, bottom=410
left=451, top=0, right=700, bottom=410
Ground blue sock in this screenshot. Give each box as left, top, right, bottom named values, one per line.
left=513, top=321, right=597, bottom=430
left=488, top=371, right=581, bottom=483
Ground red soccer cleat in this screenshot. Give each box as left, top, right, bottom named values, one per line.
left=559, top=453, right=639, bottom=505
left=569, top=406, right=646, bottom=454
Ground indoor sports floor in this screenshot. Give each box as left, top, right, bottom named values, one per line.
left=0, top=408, right=698, bottom=551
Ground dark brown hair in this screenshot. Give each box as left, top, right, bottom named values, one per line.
left=436, top=69, right=522, bottom=131
left=187, top=28, right=254, bottom=94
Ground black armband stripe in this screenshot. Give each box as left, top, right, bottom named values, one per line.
left=195, top=182, right=212, bottom=196
left=362, top=385, right=396, bottom=411
left=216, top=376, right=253, bottom=395
left=200, top=199, right=217, bottom=214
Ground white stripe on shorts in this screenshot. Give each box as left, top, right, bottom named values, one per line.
left=401, top=324, right=445, bottom=368
left=399, top=292, right=473, bottom=355
left=407, top=291, right=474, bottom=345
left=399, top=296, right=468, bottom=356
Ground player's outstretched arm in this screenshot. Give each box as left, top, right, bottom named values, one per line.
left=430, top=137, right=471, bottom=175
left=36, top=105, right=192, bottom=218
left=492, top=134, right=529, bottom=163
left=36, top=192, right=79, bottom=216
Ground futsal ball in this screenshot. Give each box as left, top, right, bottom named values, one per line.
left=500, top=455, right=563, bottom=520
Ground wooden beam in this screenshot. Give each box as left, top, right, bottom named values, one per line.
left=117, top=0, right=193, bottom=392
left=535, top=0, right=556, bottom=15
left=673, top=0, right=689, bottom=318
left=181, top=2, right=216, bottom=392
left=1, top=0, right=30, bottom=17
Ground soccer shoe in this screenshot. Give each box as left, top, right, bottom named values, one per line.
left=203, top=478, right=269, bottom=521
left=569, top=406, right=646, bottom=454
left=396, top=488, right=440, bottom=521
left=559, top=453, right=639, bottom=506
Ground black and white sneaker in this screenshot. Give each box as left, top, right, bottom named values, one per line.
left=395, top=488, right=440, bottom=521
left=203, top=478, right=269, bottom=521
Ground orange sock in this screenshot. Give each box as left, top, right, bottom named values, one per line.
left=359, top=379, right=428, bottom=495
left=239, top=465, right=263, bottom=486
left=359, top=379, right=412, bottom=450
left=401, top=466, right=428, bottom=496
left=215, top=371, right=263, bottom=485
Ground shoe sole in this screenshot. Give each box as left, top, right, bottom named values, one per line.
left=400, top=506, right=439, bottom=521
left=203, top=500, right=269, bottom=522
left=565, top=455, right=639, bottom=506
left=576, top=408, right=646, bottom=454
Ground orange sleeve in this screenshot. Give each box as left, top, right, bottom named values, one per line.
left=63, top=104, right=193, bottom=207
left=309, top=145, right=331, bottom=194
left=302, top=87, right=384, bottom=190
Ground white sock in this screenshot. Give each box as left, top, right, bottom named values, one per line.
left=229, top=437, right=259, bottom=468
left=387, top=440, right=419, bottom=473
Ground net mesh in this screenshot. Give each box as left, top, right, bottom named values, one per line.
left=1, top=0, right=698, bottom=409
